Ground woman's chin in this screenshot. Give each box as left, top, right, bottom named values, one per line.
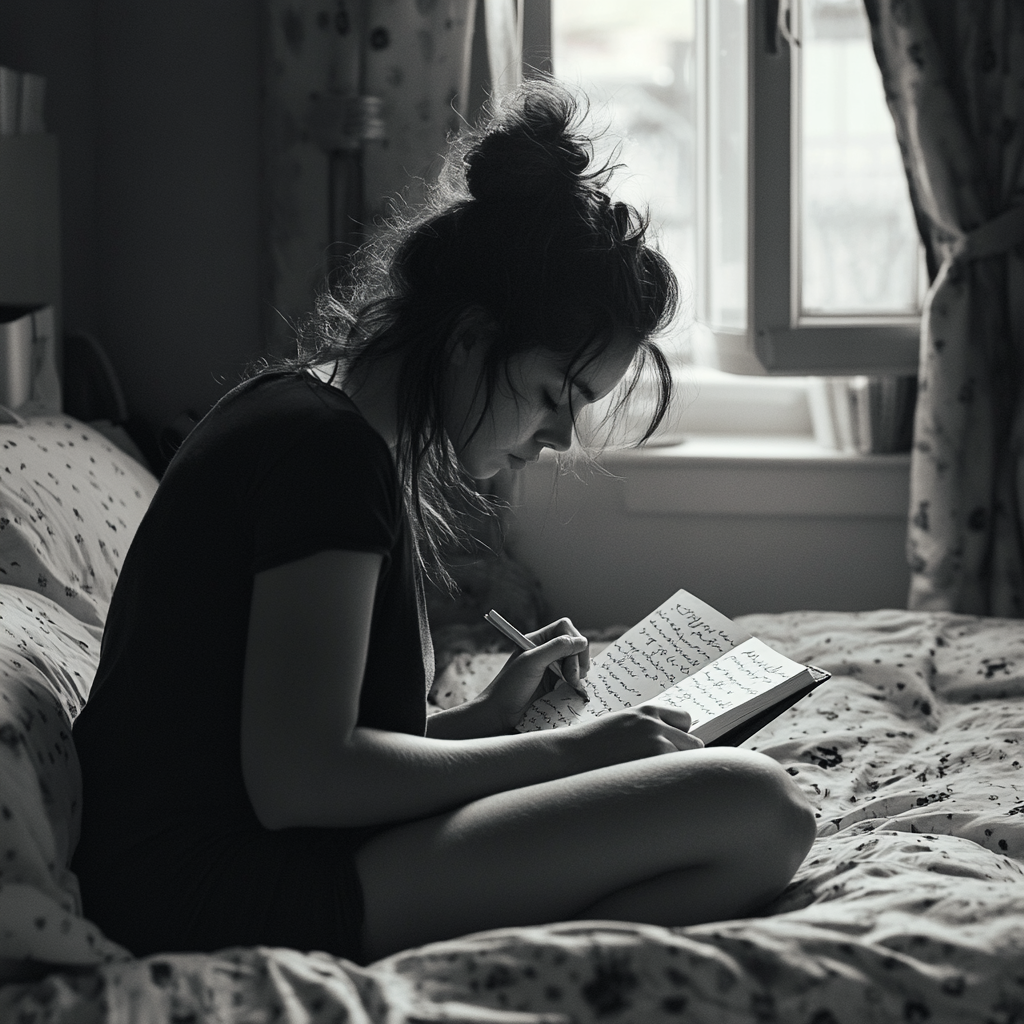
left=455, top=447, right=520, bottom=480
left=457, top=456, right=501, bottom=481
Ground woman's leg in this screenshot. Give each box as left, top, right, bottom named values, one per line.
left=355, top=747, right=815, bottom=961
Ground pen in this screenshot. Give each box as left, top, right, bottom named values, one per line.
left=484, top=609, right=590, bottom=703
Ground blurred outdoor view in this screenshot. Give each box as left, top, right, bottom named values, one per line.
left=552, top=0, right=923, bottom=343
left=799, top=0, right=923, bottom=315
left=552, top=0, right=700, bottom=339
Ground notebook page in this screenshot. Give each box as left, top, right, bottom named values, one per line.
left=517, top=589, right=751, bottom=732
left=638, top=637, right=808, bottom=736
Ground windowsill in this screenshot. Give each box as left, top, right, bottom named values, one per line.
left=578, top=363, right=916, bottom=461
left=523, top=437, right=911, bottom=519
left=595, top=436, right=912, bottom=467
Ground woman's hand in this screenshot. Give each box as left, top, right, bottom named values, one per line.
left=565, top=703, right=705, bottom=773
left=473, top=616, right=591, bottom=733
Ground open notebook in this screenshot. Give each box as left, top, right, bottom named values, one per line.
left=516, top=589, right=829, bottom=745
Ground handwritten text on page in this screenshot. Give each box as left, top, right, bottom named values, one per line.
left=517, top=590, right=752, bottom=732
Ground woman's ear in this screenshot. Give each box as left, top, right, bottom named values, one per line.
left=448, top=306, right=498, bottom=367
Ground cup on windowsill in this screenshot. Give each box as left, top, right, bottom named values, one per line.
left=0, top=305, right=38, bottom=411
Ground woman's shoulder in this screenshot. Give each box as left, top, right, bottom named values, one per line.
left=166, top=368, right=394, bottom=491
left=217, top=368, right=383, bottom=445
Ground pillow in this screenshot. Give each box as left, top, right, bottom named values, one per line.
left=0, top=584, right=129, bottom=981
left=0, top=413, right=159, bottom=627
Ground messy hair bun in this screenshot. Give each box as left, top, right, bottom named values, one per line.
left=462, top=82, right=596, bottom=203
left=293, top=78, right=679, bottom=586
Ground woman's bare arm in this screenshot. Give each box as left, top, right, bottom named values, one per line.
left=241, top=549, right=578, bottom=828
left=240, top=550, right=698, bottom=830
left=424, top=698, right=507, bottom=739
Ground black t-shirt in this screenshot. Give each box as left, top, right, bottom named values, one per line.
left=72, top=370, right=432, bottom=958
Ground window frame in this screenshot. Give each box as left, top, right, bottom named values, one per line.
left=747, top=0, right=920, bottom=375
left=535, top=0, right=922, bottom=378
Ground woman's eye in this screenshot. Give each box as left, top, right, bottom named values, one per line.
left=543, top=393, right=560, bottom=412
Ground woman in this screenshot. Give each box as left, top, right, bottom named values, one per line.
left=72, top=82, right=815, bottom=965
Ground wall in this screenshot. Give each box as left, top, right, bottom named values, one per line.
left=95, top=1, right=263, bottom=434
left=506, top=447, right=912, bottom=628
left=0, top=0, right=100, bottom=340
left=0, top=1, right=264, bottom=441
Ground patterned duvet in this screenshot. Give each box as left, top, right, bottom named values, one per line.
left=4, top=605, right=1023, bottom=1023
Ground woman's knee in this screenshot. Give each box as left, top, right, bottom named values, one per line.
left=669, top=748, right=816, bottom=869
left=730, top=749, right=815, bottom=868
left=755, top=756, right=814, bottom=861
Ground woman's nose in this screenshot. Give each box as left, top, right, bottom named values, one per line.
left=537, top=407, right=574, bottom=452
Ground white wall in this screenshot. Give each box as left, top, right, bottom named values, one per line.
left=506, top=444, right=911, bottom=629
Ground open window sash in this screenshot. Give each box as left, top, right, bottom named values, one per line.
left=745, top=0, right=920, bottom=376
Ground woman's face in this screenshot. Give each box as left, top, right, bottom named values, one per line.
left=445, top=331, right=638, bottom=479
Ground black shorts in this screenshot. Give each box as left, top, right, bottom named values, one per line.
left=76, top=823, right=387, bottom=964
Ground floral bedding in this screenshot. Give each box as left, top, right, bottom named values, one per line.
left=3, top=604, right=1023, bottom=1022
left=0, top=417, right=1022, bottom=1022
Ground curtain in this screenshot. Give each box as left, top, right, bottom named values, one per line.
left=864, top=0, right=1024, bottom=616
left=483, top=0, right=524, bottom=102
left=264, top=0, right=477, bottom=356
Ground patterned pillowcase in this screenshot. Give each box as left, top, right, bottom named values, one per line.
left=0, top=584, right=129, bottom=981
left=0, top=415, right=159, bottom=627
left=0, top=587, right=97, bottom=900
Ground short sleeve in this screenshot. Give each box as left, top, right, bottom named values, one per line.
left=249, top=412, right=399, bottom=574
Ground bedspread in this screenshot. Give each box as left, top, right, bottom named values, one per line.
left=2, top=608, right=1023, bottom=1023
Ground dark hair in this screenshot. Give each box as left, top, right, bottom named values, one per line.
left=282, top=79, right=678, bottom=584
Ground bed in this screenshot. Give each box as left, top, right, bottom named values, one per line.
left=0, top=411, right=1022, bottom=1023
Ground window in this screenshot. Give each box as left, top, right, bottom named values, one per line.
left=550, top=0, right=921, bottom=432
left=751, top=0, right=921, bottom=375
left=797, top=0, right=925, bottom=318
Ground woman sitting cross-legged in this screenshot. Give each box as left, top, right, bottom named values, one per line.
left=71, top=81, right=816, bottom=965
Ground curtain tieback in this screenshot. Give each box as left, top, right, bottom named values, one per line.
left=948, top=206, right=1024, bottom=428
left=950, top=204, right=1024, bottom=262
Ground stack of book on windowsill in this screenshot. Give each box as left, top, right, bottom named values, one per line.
left=807, top=376, right=917, bottom=455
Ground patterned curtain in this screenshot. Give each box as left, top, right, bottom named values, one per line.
left=864, top=0, right=1024, bottom=616
left=265, top=0, right=477, bottom=356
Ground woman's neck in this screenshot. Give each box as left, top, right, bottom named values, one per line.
left=309, top=356, right=401, bottom=451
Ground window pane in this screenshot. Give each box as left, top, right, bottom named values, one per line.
left=705, top=0, right=747, bottom=331
left=799, top=0, right=921, bottom=316
left=553, top=0, right=698, bottom=344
